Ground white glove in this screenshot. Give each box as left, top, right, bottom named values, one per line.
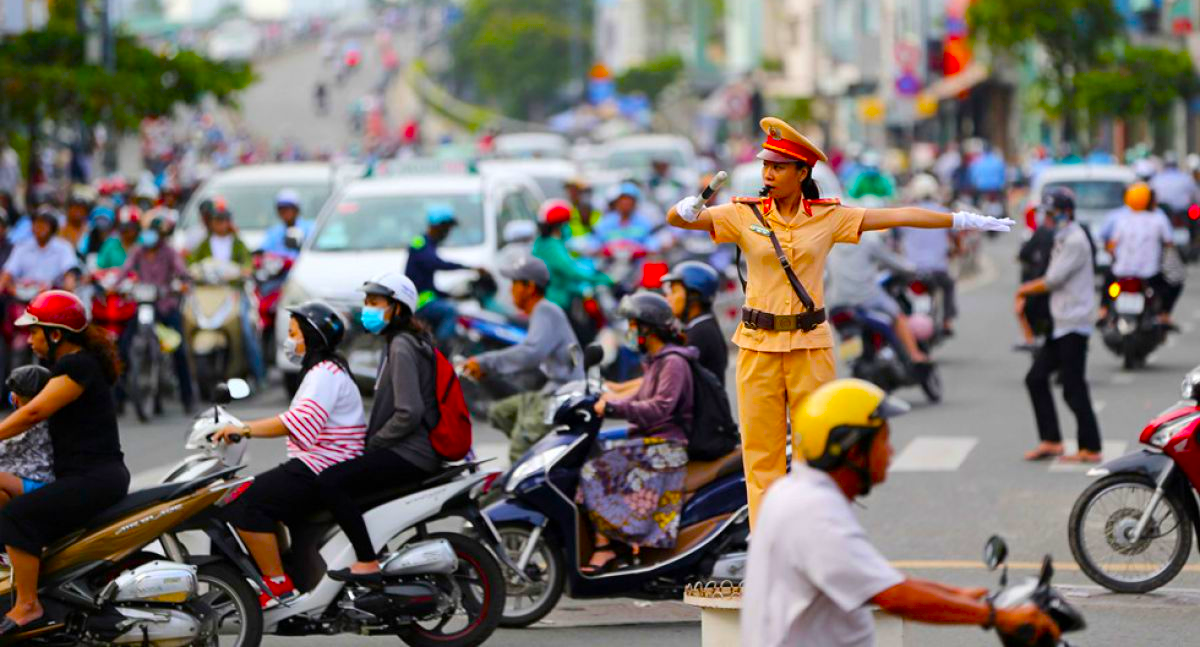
left=952, top=210, right=1015, bottom=232
left=674, top=196, right=703, bottom=223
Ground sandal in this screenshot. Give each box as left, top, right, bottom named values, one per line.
left=0, top=614, right=48, bottom=637
left=1023, top=446, right=1064, bottom=461
left=581, top=544, right=621, bottom=575
left=1059, top=451, right=1102, bottom=464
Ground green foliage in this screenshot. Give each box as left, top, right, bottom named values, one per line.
left=0, top=28, right=254, bottom=133
left=449, top=0, right=591, bottom=118
left=1076, top=46, right=1199, bottom=119
left=615, top=55, right=684, bottom=101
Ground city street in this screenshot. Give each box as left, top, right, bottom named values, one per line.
left=114, top=231, right=1200, bottom=646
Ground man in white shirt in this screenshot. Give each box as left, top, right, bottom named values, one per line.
left=1109, top=184, right=1179, bottom=327
left=0, top=211, right=79, bottom=293
left=743, top=379, right=1058, bottom=647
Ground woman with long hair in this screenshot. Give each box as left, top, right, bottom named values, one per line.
left=211, top=301, right=366, bottom=606
left=667, top=117, right=1014, bottom=526
left=0, top=290, right=130, bottom=633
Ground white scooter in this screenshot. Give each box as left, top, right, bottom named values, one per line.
left=156, top=380, right=513, bottom=647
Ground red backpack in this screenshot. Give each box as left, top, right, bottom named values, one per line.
left=426, top=348, right=473, bottom=461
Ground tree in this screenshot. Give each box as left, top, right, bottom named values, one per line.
left=616, top=55, right=684, bottom=102
left=448, top=0, right=591, bottom=119
left=968, top=0, right=1123, bottom=142
left=1076, top=46, right=1198, bottom=121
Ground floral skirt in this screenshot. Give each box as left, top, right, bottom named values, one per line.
left=575, top=437, right=688, bottom=548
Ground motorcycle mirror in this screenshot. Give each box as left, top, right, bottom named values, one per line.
left=284, top=226, right=305, bottom=250
left=226, top=379, right=252, bottom=400
left=213, top=383, right=232, bottom=406
left=1038, top=555, right=1054, bottom=587
left=983, top=535, right=1008, bottom=571
left=583, top=343, right=604, bottom=370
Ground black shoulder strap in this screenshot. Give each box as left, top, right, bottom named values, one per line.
left=741, top=202, right=817, bottom=312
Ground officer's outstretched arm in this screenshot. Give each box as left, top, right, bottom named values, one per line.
left=862, top=207, right=953, bottom=232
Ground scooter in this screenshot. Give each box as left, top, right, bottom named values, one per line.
left=484, top=345, right=748, bottom=628
left=829, top=305, right=943, bottom=402
left=982, top=536, right=1086, bottom=646
left=1068, top=363, right=1200, bottom=594
left=183, top=258, right=254, bottom=401
left=165, top=382, right=513, bottom=647
left=884, top=271, right=949, bottom=351
left=1098, top=276, right=1168, bottom=369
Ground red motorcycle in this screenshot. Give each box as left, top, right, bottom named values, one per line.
left=253, top=251, right=294, bottom=365
left=90, top=269, right=138, bottom=337
left=1068, top=365, right=1200, bottom=593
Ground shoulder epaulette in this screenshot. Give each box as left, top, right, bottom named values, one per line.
left=809, top=198, right=841, bottom=205
left=732, top=196, right=760, bottom=204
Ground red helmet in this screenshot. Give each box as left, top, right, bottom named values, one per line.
left=16, top=290, right=89, bottom=333
left=538, top=199, right=572, bottom=226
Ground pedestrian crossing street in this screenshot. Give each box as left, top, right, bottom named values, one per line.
left=888, top=435, right=1129, bottom=474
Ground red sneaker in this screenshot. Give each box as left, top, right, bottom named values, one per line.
left=258, top=575, right=298, bottom=609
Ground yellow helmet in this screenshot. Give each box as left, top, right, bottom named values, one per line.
left=795, top=379, right=910, bottom=470
left=1125, top=183, right=1153, bottom=211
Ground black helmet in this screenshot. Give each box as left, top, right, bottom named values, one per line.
left=32, top=208, right=59, bottom=234
left=618, top=291, right=678, bottom=331
left=1041, top=187, right=1075, bottom=214
left=6, top=365, right=51, bottom=399
left=286, top=301, right=346, bottom=350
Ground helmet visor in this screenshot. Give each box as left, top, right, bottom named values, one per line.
left=871, top=395, right=911, bottom=421
left=360, top=282, right=394, bottom=298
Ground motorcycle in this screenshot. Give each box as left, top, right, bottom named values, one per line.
left=125, top=281, right=183, bottom=421
left=484, top=345, right=749, bottom=628
left=1068, top=364, right=1200, bottom=593
left=0, top=460, right=261, bottom=644
left=2, top=281, right=47, bottom=378
left=883, top=272, right=948, bottom=351
left=829, top=306, right=943, bottom=402
left=1098, top=276, right=1168, bottom=369
left=982, top=536, right=1086, bottom=647
left=254, top=229, right=304, bottom=363
left=183, top=258, right=255, bottom=401
left=90, top=269, right=138, bottom=338
left=167, top=383, right=512, bottom=647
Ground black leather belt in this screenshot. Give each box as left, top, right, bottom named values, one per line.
left=742, top=306, right=826, bottom=333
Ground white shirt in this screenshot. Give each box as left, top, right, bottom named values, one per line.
left=280, top=361, right=367, bottom=474
left=742, top=466, right=904, bottom=647
left=3, top=237, right=79, bottom=285
left=1111, top=210, right=1172, bottom=279
left=208, top=234, right=234, bottom=262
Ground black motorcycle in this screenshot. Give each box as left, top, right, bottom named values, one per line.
left=829, top=305, right=943, bottom=402
left=1098, top=276, right=1168, bottom=369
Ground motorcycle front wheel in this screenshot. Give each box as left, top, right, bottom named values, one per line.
left=1068, top=473, right=1192, bottom=594
left=496, top=523, right=565, bottom=628
left=397, top=532, right=505, bottom=647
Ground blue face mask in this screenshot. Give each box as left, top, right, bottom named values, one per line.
left=360, top=306, right=389, bottom=334
left=139, top=230, right=160, bottom=247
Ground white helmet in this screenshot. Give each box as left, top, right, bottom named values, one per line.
left=908, top=173, right=940, bottom=202
left=361, top=271, right=418, bottom=313
left=503, top=220, right=537, bottom=244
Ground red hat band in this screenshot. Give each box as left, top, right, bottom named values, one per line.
left=762, top=133, right=818, bottom=166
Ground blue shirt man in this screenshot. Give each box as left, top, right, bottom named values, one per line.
left=968, top=150, right=1007, bottom=193
left=259, top=189, right=314, bottom=259
left=405, top=203, right=468, bottom=305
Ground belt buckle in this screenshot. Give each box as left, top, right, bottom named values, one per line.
left=743, top=316, right=759, bottom=330
left=776, top=314, right=797, bottom=331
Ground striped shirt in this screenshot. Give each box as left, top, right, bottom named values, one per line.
left=280, top=361, right=367, bottom=474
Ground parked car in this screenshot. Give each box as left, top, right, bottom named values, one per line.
left=275, top=168, right=544, bottom=387
left=178, top=163, right=345, bottom=251
left=599, top=134, right=699, bottom=188
left=1023, top=164, right=1135, bottom=270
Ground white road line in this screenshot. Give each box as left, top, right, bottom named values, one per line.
left=890, top=436, right=977, bottom=472
left=1049, top=440, right=1128, bottom=472
left=1110, top=374, right=1135, bottom=386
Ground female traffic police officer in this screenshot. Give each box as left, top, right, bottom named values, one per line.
left=667, top=117, right=1014, bottom=525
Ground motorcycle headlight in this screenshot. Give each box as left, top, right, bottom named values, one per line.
left=1148, top=413, right=1200, bottom=449
left=505, top=445, right=570, bottom=494
left=1181, top=369, right=1200, bottom=400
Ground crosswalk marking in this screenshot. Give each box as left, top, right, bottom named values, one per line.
left=1048, top=440, right=1129, bottom=472
left=890, top=436, right=977, bottom=472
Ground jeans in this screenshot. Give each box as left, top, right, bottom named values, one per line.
left=239, top=292, right=266, bottom=382
left=315, top=450, right=433, bottom=562
left=1025, top=333, right=1102, bottom=452
left=417, top=299, right=459, bottom=344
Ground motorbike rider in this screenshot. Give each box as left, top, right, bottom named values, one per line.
left=0, top=366, right=54, bottom=507
left=1017, top=188, right=1103, bottom=463
left=260, top=188, right=313, bottom=260
left=60, top=189, right=93, bottom=255
left=1149, top=152, right=1197, bottom=223
left=212, top=301, right=366, bottom=607
left=188, top=206, right=266, bottom=384
left=1, top=209, right=80, bottom=292
left=405, top=204, right=482, bottom=344
left=847, top=151, right=897, bottom=201
left=742, top=378, right=1058, bottom=647
left=662, top=261, right=728, bottom=383
left=463, top=255, right=584, bottom=462
left=533, top=199, right=614, bottom=334
left=1099, top=183, right=1183, bottom=327
left=582, top=292, right=694, bottom=573
left=591, top=182, right=659, bottom=251
left=648, top=157, right=686, bottom=207
left=120, top=216, right=196, bottom=412
left=968, top=142, right=1007, bottom=204
left=0, top=291, right=130, bottom=633
left=81, top=205, right=115, bottom=262
left=96, top=206, right=142, bottom=270
left=900, top=173, right=959, bottom=335
left=310, top=273, right=445, bottom=582
left=183, top=197, right=221, bottom=253
left=565, top=177, right=601, bottom=238
left=1106, top=183, right=1175, bottom=327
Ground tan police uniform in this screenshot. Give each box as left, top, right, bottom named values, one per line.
left=709, top=117, right=866, bottom=526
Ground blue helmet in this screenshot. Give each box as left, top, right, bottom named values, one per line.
left=661, top=261, right=720, bottom=303
left=426, top=203, right=457, bottom=227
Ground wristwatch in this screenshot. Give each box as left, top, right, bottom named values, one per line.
left=982, top=599, right=996, bottom=631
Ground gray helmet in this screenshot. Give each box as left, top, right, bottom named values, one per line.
left=501, top=255, right=550, bottom=288
left=6, top=365, right=51, bottom=399
left=618, top=291, right=677, bottom=331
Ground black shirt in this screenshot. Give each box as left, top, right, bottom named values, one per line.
left=685, top=314, right=728, bottom=385
left=49, top=351, right=124, bottom=477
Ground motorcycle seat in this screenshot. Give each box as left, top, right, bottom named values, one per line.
left=86, top=482, right=198, bottom=531
left=683, top=448, right=743, bottom=494
left=297, top=464, right=471, bottom=526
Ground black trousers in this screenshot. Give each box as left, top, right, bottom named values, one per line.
left=1025, top=333, right=1102, bottom=452
left=0, top=461, right=129, bottom=554
left=315, top=449, right=433, bottom=562
left=226, top=459, right=321, bottom=533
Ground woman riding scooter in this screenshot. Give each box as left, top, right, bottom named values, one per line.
left=583, top=292, right=695, bottom=573
left=211, top=301, right=366, bottom=606
left=532, top=199, right=613, bottom=344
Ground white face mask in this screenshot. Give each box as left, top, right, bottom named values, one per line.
left=283, top=337, right=303, bottom=364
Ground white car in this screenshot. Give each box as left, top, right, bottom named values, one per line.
left=276, top=170, right=544, bottom=384
left=476, top=158, right=578, bottom=202
left=492, top=132, right=571, bottom=159
left=730, top=160, right=845, bottom=200
left=178, top=163, right=346, bottom=252
left=599, top=134, right=699, bottom=188
left=1025, top=164, right=1136, bottom=268
left=206, top=19, right=261, bottom=62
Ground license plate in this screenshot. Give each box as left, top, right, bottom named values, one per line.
left=910, top=295, right=933, bottom=314
left=1175, top=228, right=1191, bottom=246
left=1115, top=293, right=1146, bottom=315
left=838, top=337, right=863, bottom=361
left=137, top=304, right=155, bottom=325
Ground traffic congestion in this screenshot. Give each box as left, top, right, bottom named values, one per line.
left=5, top=1, right=1200, bottom=646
